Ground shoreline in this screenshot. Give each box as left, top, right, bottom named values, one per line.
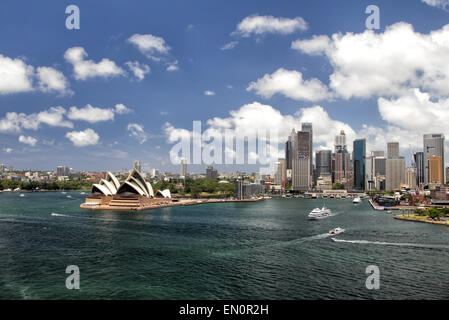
left=394, top=214, right=449, bottom=227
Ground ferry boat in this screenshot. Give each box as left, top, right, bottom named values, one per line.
left=308, top=206, right=332, bottom=220
left=329, top=227, right=345, bottom=235
left=353, top=196, right=362, bottom=204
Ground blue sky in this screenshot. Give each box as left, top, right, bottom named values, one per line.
left=1, top=0, right=449, bottom=172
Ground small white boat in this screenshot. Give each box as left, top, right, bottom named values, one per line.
left=19, top=193, right=25, bottom=197
left=308, top=206, right=332, bottom=220
left=329, top=227, right=345, bottom=235
left=61, top=191, right=67, bottom=194
left=80, top=192, right=86, bottom=195
left=353, top=197, right=362, bottom=204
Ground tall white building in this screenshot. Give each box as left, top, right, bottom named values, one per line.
left=180, top=159, right=187, bottom=177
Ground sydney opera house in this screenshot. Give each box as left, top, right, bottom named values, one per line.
left=81, top=169, right=173, bottom=210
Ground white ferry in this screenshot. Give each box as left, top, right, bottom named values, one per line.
left=308, top=206, right=332, bottom=220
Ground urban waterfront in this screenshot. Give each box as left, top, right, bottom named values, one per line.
left=1, top=192, right=448, bottom=300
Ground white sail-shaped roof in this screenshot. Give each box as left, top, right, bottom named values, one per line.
left=107, top=171, right=121, bottom=190
left=101, top=179, right=117, bottom=195
left=146, top=182, right=154, bottom=198
left=117, top=181, right=146, bottom=196
left=92, top=184, right=112, bottom=196
left=156, top=189, right=171, bottom=198
left=129, top=176, right=149, bottom=197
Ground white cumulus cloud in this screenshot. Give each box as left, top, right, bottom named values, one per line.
left=36, top=66, right=71, bottom=95
left=204, top=90, right=215, bottom=96
left=0, top=106, right=73, bottom=133
left=125, top=61, right=150, bottom=81
left=291, top=22, right=449, bottom=99
left=0, top=54, right=34, bottom=94
left=64, top=47, right=124, bottom=80
left=127, top=123, right=148, bottom=144
left=67, top=104, right=115, bottom=123
left=18, top=135, right=37, bottom=146
left=66, top=128, right=99, bottom=147
left=247, top=68, right=330, bottom=102
left=127, top=34, right=170, bottom=61
left=233, top=15, right=308, bottom=37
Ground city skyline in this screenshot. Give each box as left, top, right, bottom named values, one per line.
left=1, top=1, right=449, bottom=173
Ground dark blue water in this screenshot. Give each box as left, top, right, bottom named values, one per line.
left=0, top=191, right=448, bottom=299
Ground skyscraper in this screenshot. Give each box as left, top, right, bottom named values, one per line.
left=285, top=133, right=294, bottom=170
left=387, top=142, right=399, bottom=159
left=428, top=155, right=443, bottom=184
left=180, top=159, right=187, bottom=177
left=386, top=157, right=406, bottom=190
left=423, top=134, right=445, bottom=184
left=414, top=152, right=425, bottom=186
left=301, top=123, right=313, bottom=183
left=292, top=130, right=310, bottom=191
left=406, top=167, right=417, bottom=189
left=335, top=130, right=346, bottom=153
left=333, top=130, right=350, bottom=184
left=353, top=139, right=366, bottom=190
left=316, top=150, right=332, bottom=177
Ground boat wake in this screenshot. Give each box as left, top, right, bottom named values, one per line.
left=331, top=238, right=449, bottom=249
left=51, top=213, right=68, bottom=217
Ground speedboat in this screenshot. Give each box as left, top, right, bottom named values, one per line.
left=353, top=197, right=362, bottom=204
left=19, top=193, right=25, bottom=197
left=329, top=227, right=345, bottom=235
left=308, top=206, right=332, bottom=220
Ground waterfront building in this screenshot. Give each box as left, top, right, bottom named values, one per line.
left=180, top=159, right=187, bottom=178
left=428, top=155, right=443, bottom=184
left=279, top=158, right=287, bottom=187
left=414, top=152, right=425, bottom=186
left=235, top=180, right=264, bottom=199
left=423, top=133, right=445, bottom=184
left=316, top=175, right=332, bottom=190
left=292, top=130, right=311, bottom=191
left=387, top=142, right=400, bottom=159
left=406, top=167, right=417, bottom=189
left=90, top=169, right=171, bottom=199
left=386, top=157, right=406, bottom=190
left=206, top=166, right=218, bottom=179
left=353, top=139, right=366, bottom=190
left=0, top=164, right=5, bottom=174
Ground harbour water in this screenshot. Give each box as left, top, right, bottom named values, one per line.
left=0, top=191, right=448, bottom=299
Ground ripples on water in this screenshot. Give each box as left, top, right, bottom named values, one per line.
left=0, top=192, right=448, bottom=299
